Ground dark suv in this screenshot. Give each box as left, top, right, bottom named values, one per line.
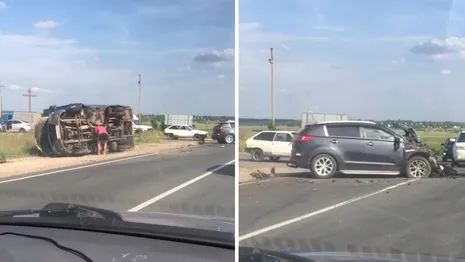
left=212, top=121, right=235, bottom=144
left=287, top=121, right=439, bottom=179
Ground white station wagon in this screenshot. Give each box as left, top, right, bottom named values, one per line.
left=245, top=130, right=297, bottom=161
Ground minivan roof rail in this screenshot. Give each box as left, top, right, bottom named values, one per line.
left=316, top=120, right=376, bottom=124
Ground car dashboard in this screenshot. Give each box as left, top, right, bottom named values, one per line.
left=0, top=225, right=234, bottom=262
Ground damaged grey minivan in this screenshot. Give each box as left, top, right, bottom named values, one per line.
left=35, top=103, right=135, bottom=157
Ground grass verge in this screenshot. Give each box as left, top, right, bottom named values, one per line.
left=0, top=130, right=166, bottom=159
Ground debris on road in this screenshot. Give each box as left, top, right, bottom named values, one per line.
left=250, top=169, right=275, bottom=180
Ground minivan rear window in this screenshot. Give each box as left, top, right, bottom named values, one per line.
left=326, top=125, right=361, bottom=138
left=298, top=125, right=324, bottom=136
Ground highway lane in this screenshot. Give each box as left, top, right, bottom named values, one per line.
left=239, top=177, right=465, bottom=258
left=0, top=143, right=235, bottom=218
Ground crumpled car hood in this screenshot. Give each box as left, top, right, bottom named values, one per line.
left=119, top=211, right=234, bottom=233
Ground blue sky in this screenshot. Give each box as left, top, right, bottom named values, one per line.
left=0, top=0, right=234, bottom=116
left=239, top=0, right=465, bottom=121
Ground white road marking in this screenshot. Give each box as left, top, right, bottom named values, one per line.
left=238, top=178, right=420, bottom=241
left=0, top=146, right=201, bottom=184
left=128, top=159, right=235, bottom=212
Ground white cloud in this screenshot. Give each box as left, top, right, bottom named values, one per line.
left=240, top=22, right=328, bottom=43
left=30, top=87, right=52, bottom=93
left=378, top=35, right=432, bottom=42
left=410, top=37, right=465, bottom=60
left=8, top=85, right=21, bottom=90
left=440, top=69, right=451, bottom=75
left=390, top=57, right=406, bottom=65
left=33, top=20, right=58, bottom=30
left=0, top=2, right=7, bottom=9
left=312, top=25, right=345, bottom=32
left=217, top=74, right=225, bottom=79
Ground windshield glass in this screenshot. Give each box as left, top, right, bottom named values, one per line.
left=239, top=0, right=465, bottom=260
left=0, top=0, right=235, bottom=248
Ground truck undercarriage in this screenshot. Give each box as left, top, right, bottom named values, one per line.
left=35, top=103, right=135, bottom=157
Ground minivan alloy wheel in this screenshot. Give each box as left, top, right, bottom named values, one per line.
left=409, top=159, right=428, bottom=177
left=315, top=157, right=334, bottom=176
left=225, top=135, right=234, bottom=144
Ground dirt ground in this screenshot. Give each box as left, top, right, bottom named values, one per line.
left=0, top=140, right=200, bottom=179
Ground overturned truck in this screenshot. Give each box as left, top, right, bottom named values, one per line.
left=35, top=103, right=135, bottom=157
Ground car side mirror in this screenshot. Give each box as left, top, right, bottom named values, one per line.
left=394, top=137, right=401, bottom=151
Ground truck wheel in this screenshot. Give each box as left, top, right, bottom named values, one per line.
left=167, top=134, right=174, bottom=140
left=251, top=148, right=264, bottom=161
left=110, top=141, right=118, bottom=152
left=19, top=128, right=26, bottom=133
left=310, top=154, right=337, bottom=179
left=193, top=134, right=200, bottom=140
left=110, top=111, right=125, bottom=117
left=111, top=106, right=126, bottom=112
left=406, top=156, right=432, bottom=178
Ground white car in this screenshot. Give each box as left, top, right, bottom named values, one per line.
left=164, top=124, right=208, bottom=140
left=132, top=121, right=153, bottom=133
left=245, top=130, right=297, bottom=161
left=452, top=131, right=465, bottom=165
left=1, top=119, right=32, bottom=133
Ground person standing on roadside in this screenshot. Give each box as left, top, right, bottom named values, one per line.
left=94, top=120, right=109, bottom=155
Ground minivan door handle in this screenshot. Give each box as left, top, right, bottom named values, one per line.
left=330, top=139, right=338, bottom=144
left=366, top=142, right=374, bottom=146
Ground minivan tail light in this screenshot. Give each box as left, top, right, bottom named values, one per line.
left=295, top=135, right=313, bottom=142
left=216, top=126, right=223, bottom=130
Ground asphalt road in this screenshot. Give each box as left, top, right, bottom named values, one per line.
left=239, top=154, right=465, bottom=259
left=0, top=143, right=235, bottom=218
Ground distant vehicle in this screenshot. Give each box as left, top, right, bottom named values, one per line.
left=441, top=137, right=455, bottom=162
left=211, top=121, right=235, bottom=144
left=163, top=124, right=208, bottom=140
left=133, top=121, right=153, bottom=133
left=245, top=130, right=297, bottom=161
left=1, top=119, right=32, bottom=133
left=452, top=131, right=465, bottom=166
left=0, top=111, right=41, bottom=126
left=35, top=103, right=135, bottom=156
left=287, top=121, right=441, bottom=178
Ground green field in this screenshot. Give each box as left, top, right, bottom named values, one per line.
left=0, top=122, right=215, bottom=159
left=239, top=126, right=457, bottom=155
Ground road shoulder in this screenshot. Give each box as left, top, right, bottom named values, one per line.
left=0, top=140, right=204, bottom=180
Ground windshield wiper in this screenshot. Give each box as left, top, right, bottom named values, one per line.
left=0, top=202, right=123, bottom=222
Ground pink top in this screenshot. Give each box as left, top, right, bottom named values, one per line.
left=95, top=125, right=108, bottom=135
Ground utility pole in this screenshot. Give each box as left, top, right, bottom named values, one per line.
left=22, top=88, right=37, bottom=112
left=138, top=74, right=142, bottom=124
left=268, top=48, right=275, bottom=127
